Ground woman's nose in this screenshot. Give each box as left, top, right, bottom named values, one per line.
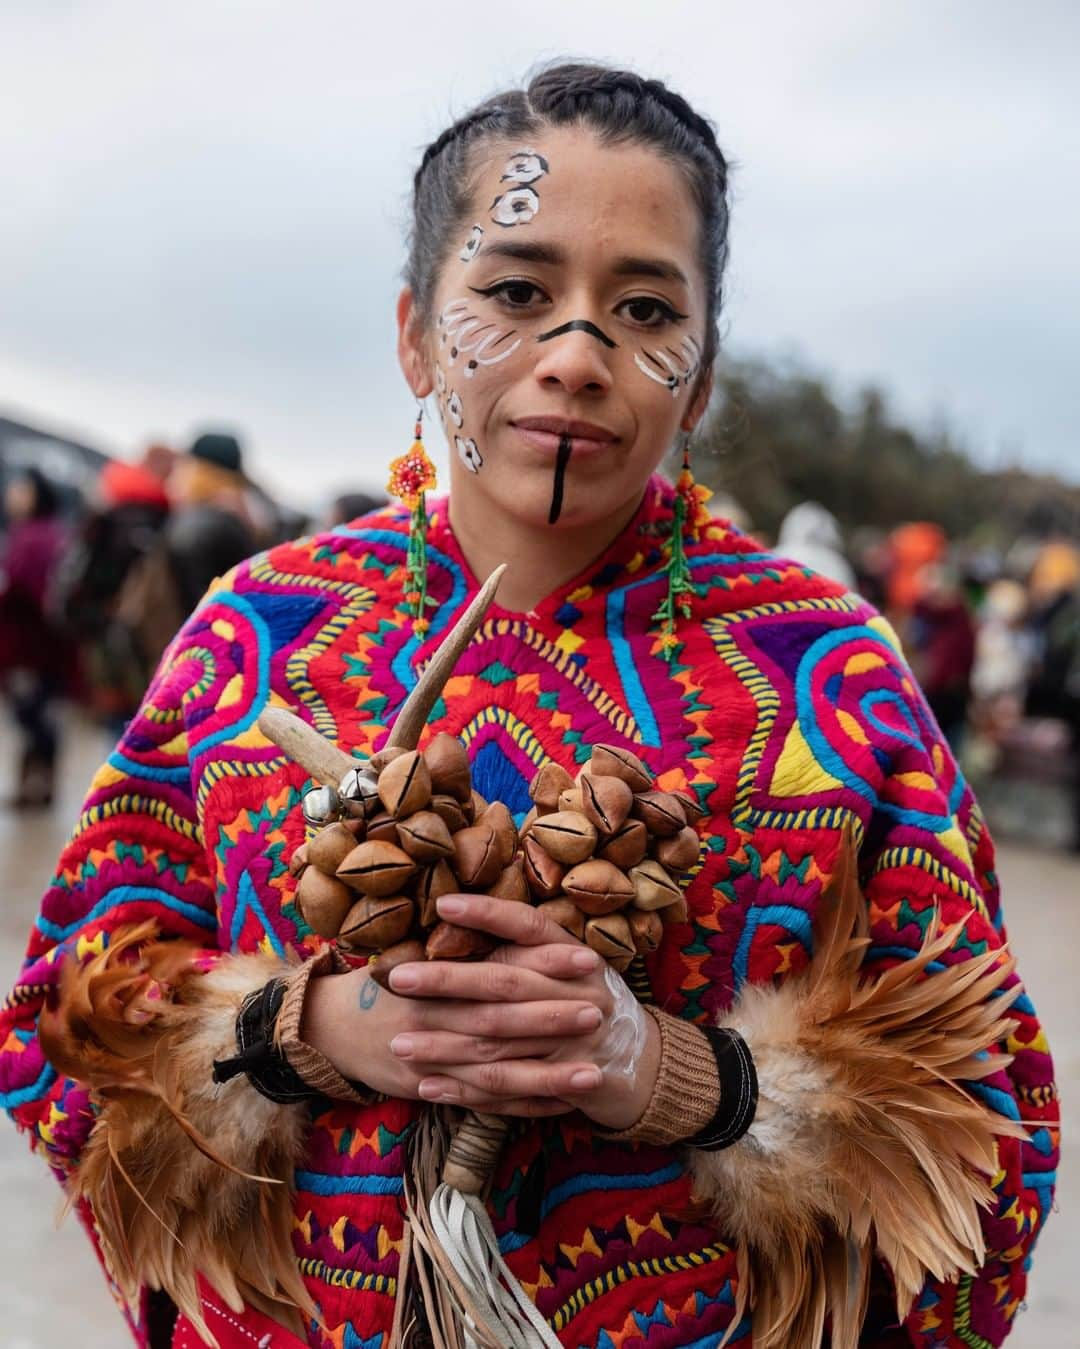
left=532, top=325, right=615, bottom=397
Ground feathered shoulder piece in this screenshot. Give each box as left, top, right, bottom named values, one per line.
left=689, top=833, right=1028, bottom=1349
left=39, top=923, right=315, bottom=1348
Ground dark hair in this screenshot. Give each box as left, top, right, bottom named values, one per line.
left=407, top=61, right=731, bottom=365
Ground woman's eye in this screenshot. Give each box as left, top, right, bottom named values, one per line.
left=470, top=280, right=547, bottom=308
left=618, top=296, right=685, bottom=327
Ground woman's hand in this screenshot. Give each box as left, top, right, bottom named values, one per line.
left=300, top=893, right=660, bottom=1125
left=384, top=894, right=661, bottom=1130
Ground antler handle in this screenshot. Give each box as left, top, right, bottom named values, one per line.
left=257, top=563, right=507, bottom=782
left=386, top=563, right=506, bottom=750
left=258, top=707, right=356, bottom=787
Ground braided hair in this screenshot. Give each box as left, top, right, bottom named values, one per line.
left=406, top=62, right=731, bottom=365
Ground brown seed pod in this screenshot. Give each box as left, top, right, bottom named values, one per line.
left=629, top=859, right=683, bottom=910
left=366, top=811, right=400, bottom=845
left=627, top=908, right=663, bottom=955
left=479, top=801, right=518, bottom=868
left=459, top=793, right=477, bottom=824
left=470, top=789, right=489, bottom=818
left=652, top=820, right=701, bottom=874
left=307, top=822, right=357, bottom=875
left=452, top=822, right=505, bottom=891
left=369, top=744, right=408, bottom=773
left=597, top=818, right=648, bottom=869
left=589, top=744, right=653, bottom=793
left=529, top=810, right=597, bottom=865
left=561, top=859, right=635, bottom=915
left=522, top=833, right=565, bottom=900
left=296, top=865, right=354, bottom=938
left=337, top=840, right=417, bottom=896
left=584, top=912, right=635, bottom=965
left=632, top=791, right=687, bottom=838
left=529, top=760, right=574, bottom=814
left=672, top=789, right=707, bottom=822
left=580, top=773, right=634, bottom=836
left=338, top=894, right=415, bottom=950
left=518, top=805, right=538, bottom=838
left=661, top=894, right=689, bottom=925
left=557, top=786, right=583, bottom=813
left=288, top=841, right=310, bottom=878
left=378, top=750, right=432, bottom=818
left=397, top=810, right=455, bottom=863
left=537, top=897, right=587, bottom=941
left=490, top=860, right=529, bottom=903
left=415, top=859, right=458, bottom=927
left=423, top=732, right=472, bottom=803
left=429, top=793, right=468, bottom=834
left=654, top=825, right=702, bottom=872
left=424, top=921, right=496, bottom=960
left=367, top=938, right=426, bottom=990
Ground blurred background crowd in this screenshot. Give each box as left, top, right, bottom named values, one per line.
left=5, top=352, right=1080, bottom=858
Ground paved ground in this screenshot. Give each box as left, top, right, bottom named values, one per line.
left=0, top=718, right=1074, bottom=1347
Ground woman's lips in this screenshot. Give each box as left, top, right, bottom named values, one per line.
left=511, top=418, right=619, bottom=457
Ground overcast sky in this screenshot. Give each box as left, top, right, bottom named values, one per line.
left=1, top=1, right=1077, bottom=507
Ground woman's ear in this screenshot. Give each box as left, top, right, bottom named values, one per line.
left=396, top=287, right=435, bottom=398
left=681, top=368, right=714, bottom=434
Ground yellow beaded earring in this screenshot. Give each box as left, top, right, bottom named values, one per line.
left=386, top=403, right=438, bottom=636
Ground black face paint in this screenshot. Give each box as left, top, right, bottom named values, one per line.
left=549, top=434, right=572, bottom=524
left=536, top=319, right=618, bottom=349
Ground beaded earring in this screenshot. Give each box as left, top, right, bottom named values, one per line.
left=653, top=435, right=713, bottom=660
left=386, top=403, right=438, bottom=636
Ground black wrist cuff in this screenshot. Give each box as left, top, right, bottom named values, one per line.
left=212, top=978, right=319, bottom=1104
left=686, top=1026, right=758, bottom=1151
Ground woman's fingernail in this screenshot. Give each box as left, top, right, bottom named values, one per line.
left=570, top=948, right=598, bottom=972
left=419, top=1080, right=456, bottom=1101
left=390, top=967, right=419, bottom=991
left=390, top=1035, right=415, bottom=1057
left=575, top=1006, right=602, bottom=1030
left=569, top=1068, right=601, bottom=1090
left=437, top=895, right=466, bottom=918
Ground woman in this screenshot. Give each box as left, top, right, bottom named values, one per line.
left=1, top=63, right=1056, bottom=1349
left=0, top=466, right=71, bottom=806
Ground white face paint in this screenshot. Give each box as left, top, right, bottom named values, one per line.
left=446, top=391, right=464, bottom=428
left=459, top=225, right=484, bottom=262
left=500, top=150, right=548, bottom=185
left=438, top=297, right=522, bottom=376
left=634, top=335, right=702, bottom=397
left=490, top=186, right=540, bottom=227
left=455, top=436, right=483, bottom=473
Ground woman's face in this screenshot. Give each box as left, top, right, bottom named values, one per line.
left=399, top=127, right=712, bottom=532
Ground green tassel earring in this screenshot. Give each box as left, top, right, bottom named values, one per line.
left=386, top=404, right=439, bottom=636
left=653, top=436, right=712, bottom=661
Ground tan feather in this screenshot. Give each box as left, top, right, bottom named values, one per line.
left=690, top=825, right=1036, bottom=1349
left=39, top=924, right=316, bottom=1348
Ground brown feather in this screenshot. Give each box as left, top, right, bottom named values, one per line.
left=39, top=924, right=316, bottom=1348
left=689, top=825, right=1036, bottom=1349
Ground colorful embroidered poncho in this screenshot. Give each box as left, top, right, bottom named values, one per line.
left=1, top=479, right=1057, bottom=1347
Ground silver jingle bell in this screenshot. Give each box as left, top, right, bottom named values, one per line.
left=302, top=783, right=342, bottom=828
left=338, top=764, right=381, bottom=819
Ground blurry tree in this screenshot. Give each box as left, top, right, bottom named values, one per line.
left=683, top=357, right=1080, bottom=542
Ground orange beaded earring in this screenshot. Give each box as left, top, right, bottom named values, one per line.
left=386, top=403, right=438, bottom=636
